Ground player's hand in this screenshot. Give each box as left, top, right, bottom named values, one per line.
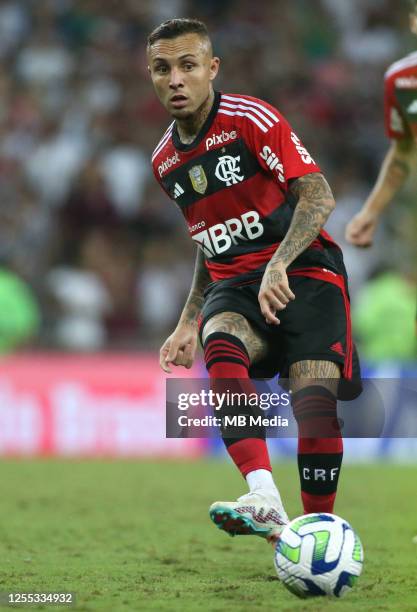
left=258, top=262, right=295, bottom=325
left=159, top=321, right=198, bottom=373
left=345, top=210, right=378, bottom=247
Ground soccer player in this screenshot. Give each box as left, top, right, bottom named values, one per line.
left=345, top=1, right=417, bottom=248
left=148, top=19, right=360, bottom=542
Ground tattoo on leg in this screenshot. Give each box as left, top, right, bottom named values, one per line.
left=202, top=312, right=267, bottom=364
left=289, top=360, right=341, bottom=394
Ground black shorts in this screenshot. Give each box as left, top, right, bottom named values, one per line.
left=199, top=270, right=362, bottom=400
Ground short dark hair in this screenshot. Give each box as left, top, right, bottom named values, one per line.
left=147, top=18, right=210, bottom=48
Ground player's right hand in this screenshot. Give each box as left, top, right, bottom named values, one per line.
left=159, top=322, right=198, bottom=373
left=259, top=262, right=295, bottom=325
left=345, top=210, right=378, bottom=247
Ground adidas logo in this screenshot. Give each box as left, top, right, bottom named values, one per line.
left=407, top=99, right=417, bottom=114
left=330, top=342, right=345, bottom=357
left=173, top=183, right=184, bottom=198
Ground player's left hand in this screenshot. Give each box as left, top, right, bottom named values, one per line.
left=258, top=263, right=295, bottom=325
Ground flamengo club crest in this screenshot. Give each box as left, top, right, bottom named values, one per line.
left=188, top=165, right=208, bottom=194
left=215, top=155, right=244, bottom=187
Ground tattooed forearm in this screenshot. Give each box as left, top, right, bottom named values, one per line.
left=269, top=173, right=335, bottom=267
left=361, top=139, right=417, bottom=216
left=180, top=247, right=211, bottom=324
left=386, top=154, right=411, bottom=188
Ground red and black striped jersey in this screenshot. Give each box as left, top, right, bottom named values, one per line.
left=384, top=52, right=417, bottom=141
left=152, top=92, right=344, bottom=281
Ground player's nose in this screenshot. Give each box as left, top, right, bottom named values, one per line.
left=169, top=67, right=184, bottom=89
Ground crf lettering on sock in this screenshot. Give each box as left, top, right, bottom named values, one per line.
left=302, top=467, right=340, bottom=482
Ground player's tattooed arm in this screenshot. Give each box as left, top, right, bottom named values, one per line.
left=270, top=172, right=335, bottom=268
left=179, top=246, right=211, bottom=325
left=258, top=173, right=334, bottom=325
left=345, top=138, right=417, bottom=247
left=387, top=138, right=415, bottom=183
left=362, top=137, right=416, bottom=208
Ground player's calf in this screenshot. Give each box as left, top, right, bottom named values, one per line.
left=292, top=385, right=343, bottom=514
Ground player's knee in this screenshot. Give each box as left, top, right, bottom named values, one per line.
left=201, top=312, right=248, bottom=344
left=202, top=331, right=250, bottom=372
left=290, top=360, right=341, bottom=395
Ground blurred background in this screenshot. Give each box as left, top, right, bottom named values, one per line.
left=0, top=0, right=416, bottom=460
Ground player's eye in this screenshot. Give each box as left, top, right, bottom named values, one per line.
left=155, top=65, right=169, bottom=74
left=184, top=63, right=195, bottom=71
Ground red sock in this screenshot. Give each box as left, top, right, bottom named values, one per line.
left=299, top=437, right=343, bottom=513
left=226, top=438, right=272, bottom=476
left=293, top=386, right=343, bottom=515
left=301, top=491, right=337, bottom=514
left=204, top=332, right=272, bottom=478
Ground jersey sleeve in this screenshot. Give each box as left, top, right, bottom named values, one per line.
left=245, top=105, right=321, bottom=188
left=384, top=72, right=408, bottom=140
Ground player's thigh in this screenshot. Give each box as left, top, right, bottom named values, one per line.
left=201, top=311, right=268, bottom=364
left=289, top=359, right=341, bottom=395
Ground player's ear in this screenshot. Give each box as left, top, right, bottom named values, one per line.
left=209, top=57, right=220, bottom=81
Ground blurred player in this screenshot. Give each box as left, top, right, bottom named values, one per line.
left=147, top=19, right=361, bottom=543
left=345, top=1, right=417, bottom=248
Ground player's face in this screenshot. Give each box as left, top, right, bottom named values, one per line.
left=148, top=33, right=220, bottom=119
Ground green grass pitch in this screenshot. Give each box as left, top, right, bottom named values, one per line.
left=0, top=460, right=416, bottom=611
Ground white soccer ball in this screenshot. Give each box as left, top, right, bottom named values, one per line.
left=274, top=513, right=364, bottom=598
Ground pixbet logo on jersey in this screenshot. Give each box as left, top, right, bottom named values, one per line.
left=191, top=211, right=263, bottom=258
left=205, top=129, right=237, bottom=150
left=158, top=151, right=180, bottom=177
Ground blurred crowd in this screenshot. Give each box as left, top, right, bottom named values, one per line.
left=0, top=0, right=415, bottom=359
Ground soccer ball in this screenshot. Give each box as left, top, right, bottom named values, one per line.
left=274, top=513, right=363, bottom=598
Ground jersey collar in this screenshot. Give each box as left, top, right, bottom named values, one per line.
left=172, top=91, right=221, bottom=152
